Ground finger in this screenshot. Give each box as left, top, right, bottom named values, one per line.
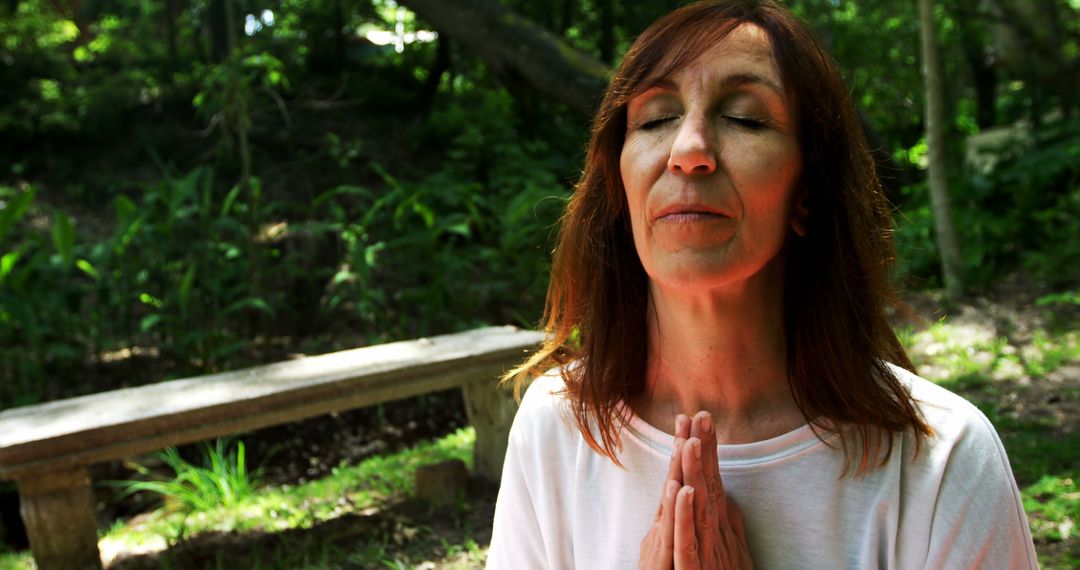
left=676, top=413, right=691, bottom=440
left=694, top=412, right=719, bottom=481
left=674, top=485, right=700, bottom=569
left=659, top=479, right=678, bottom=567
left=672, top=437, right=686, bottom=486
left=695, top=412, right=727, bottom=521
left=681, top=436, right=715, bottom=564
left=657, top=439, right=684, bottom=520
left=643, top=480, right=680, bottom=568
left=672, top=414, right=690, bottom=490
left=668, top=435, right=685, bottom=484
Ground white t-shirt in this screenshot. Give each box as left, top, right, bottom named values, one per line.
left=487, top=365, right=1038, bottom=569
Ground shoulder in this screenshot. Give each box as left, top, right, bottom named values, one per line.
left=885, top=364, right=1037, bottom=568
left=886, top=363, right=1003, bottom=455
left=509, top=368, right=580, bottom=447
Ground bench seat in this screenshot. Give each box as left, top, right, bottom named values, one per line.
left=0, top=325, right=544, bottom=570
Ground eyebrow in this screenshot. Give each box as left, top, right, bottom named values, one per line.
left=643, top=72, right=785, bottom=100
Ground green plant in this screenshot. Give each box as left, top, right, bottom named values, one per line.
left=0, top=184, right=91, bottom=406
left=111, top=438, right=263, bottom=514
left=1037, top=291, right=1080, bottom=307
left=1023, top=475, right=1080, bottom=543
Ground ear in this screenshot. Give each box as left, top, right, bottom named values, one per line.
left=790, top=189, right=811, bottom=237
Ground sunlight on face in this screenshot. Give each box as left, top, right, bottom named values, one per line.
left=620, top=24, right=802, bottom=295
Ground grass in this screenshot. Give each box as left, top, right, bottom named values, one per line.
left=97, top=426, right=480, bottom=568
left=109, top=439, right=263, bottom=517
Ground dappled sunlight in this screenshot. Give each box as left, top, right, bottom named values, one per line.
left=96, top=428, right=481, bottom=569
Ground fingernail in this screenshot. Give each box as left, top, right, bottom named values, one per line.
left=686, top=486, right=695, bottom=498
left=704, top=413, right=714, bottom=435
left=675, top=415, right=686, bottom=433
left=690, top=437, right=701, bottom=459
left=667, top=480, right=677, bottom=499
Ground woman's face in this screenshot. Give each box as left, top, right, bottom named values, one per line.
left=620, top=24, right=802, bottom=295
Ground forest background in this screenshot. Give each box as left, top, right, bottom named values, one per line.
left=1, top=0, right=1079, bottom=566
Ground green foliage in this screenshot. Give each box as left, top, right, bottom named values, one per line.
left=1038, top=290, right=1080, bottom=307
left=111, top=439, right=263, bottom=514
left=1023, top=476, right=1080, bottom=543
left=962, top=118, right=1079, bottom=283
left=0, top=184, right=89, bottom=405
left=287, top=87, right=570, bottom=341
left=894, top=116, right=1080, bottom=289
left=82, top=428, right=476, bottom=566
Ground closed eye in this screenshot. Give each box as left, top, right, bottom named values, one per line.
left=725, top=116, right=766, bottom=130
left=640, top=117, right=676, bottom=131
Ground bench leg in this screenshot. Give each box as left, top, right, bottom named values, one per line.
left=462, top=380, right=519, bottom=481
left=17, top=467, right=102, bottom=570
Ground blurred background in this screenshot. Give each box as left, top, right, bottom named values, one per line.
left=0, top=0, right=1078, bottom=567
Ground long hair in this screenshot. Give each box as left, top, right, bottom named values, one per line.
left=506, top=0, right=931, bottom=473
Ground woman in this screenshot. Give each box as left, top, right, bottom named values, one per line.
left=488, top=1, right=1037, bottom=568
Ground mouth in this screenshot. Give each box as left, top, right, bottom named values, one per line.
left=652, top=204, right=731, bottom=222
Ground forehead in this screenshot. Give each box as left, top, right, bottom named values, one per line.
left=668, top=24, right=782, bottom=90
left=627, top=22, right=786, bottom=104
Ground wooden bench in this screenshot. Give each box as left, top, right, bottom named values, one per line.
left=0, top=326, right=544, bottom=570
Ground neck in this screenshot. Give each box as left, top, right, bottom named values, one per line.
left=639, top=259, right=805, bottom=443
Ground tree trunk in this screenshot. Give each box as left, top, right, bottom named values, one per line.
left=209, top=0, right=233, bottom=63
left=163, top=0, right=180, bottom=73
left=421, top=36, right=452, bottom=114
left=398, top=0, right=610, bottom=114
left=918, top=0, right=965, bottom=299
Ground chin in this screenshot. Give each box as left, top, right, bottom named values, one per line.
left=646, top=259, right=743, bottom=292
left=643, top=251, right=783, bottom=296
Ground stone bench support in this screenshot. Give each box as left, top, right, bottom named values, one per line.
left=18, top=467, right=101, bottom=570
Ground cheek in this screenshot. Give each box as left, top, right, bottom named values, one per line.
left=619, top=141, right=655, bottom=226
left=729, top=140, right=801, bottom=214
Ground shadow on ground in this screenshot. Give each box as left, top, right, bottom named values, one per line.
left=108, top=478, right=498, bottom=570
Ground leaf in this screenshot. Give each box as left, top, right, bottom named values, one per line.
left=140, top=314, right=164, bottom=332
left=114, top=218, right=143, bottom=256
left=0, top=250, right=20, bottom=282
left=221, top=184, right=243, bottom=218
left=51, top=212, right=75, bottom=265
left=411, top=201, right=436, bottom=228
left=76, top=259, right=100, bottom=280
left=312, top=185, right=373, bottom=211
left=178, top=264, right=196, bottom=316
left=223, top=297, right=275, bottom=316
left=1036, top=291, right=1080, bottom=306
left=114, top=194, right=136, bottom=223
left=0, top=186, right=36, bottom=245
left=364, top=242, right=385, bottom=267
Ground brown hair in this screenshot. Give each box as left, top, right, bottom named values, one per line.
left=506, top=0, right=931, bottom=473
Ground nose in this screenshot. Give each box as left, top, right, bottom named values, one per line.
left=667, top=112, right=717, bottom=175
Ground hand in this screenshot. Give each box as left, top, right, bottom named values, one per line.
left=640, top=412, right=753, bottom=569
left=639, top=413, right=690, bottom=569
left=676, top=411, right=752, bottom=569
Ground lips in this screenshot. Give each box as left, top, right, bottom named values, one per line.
left=652, top=203, right=731, bottom=222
